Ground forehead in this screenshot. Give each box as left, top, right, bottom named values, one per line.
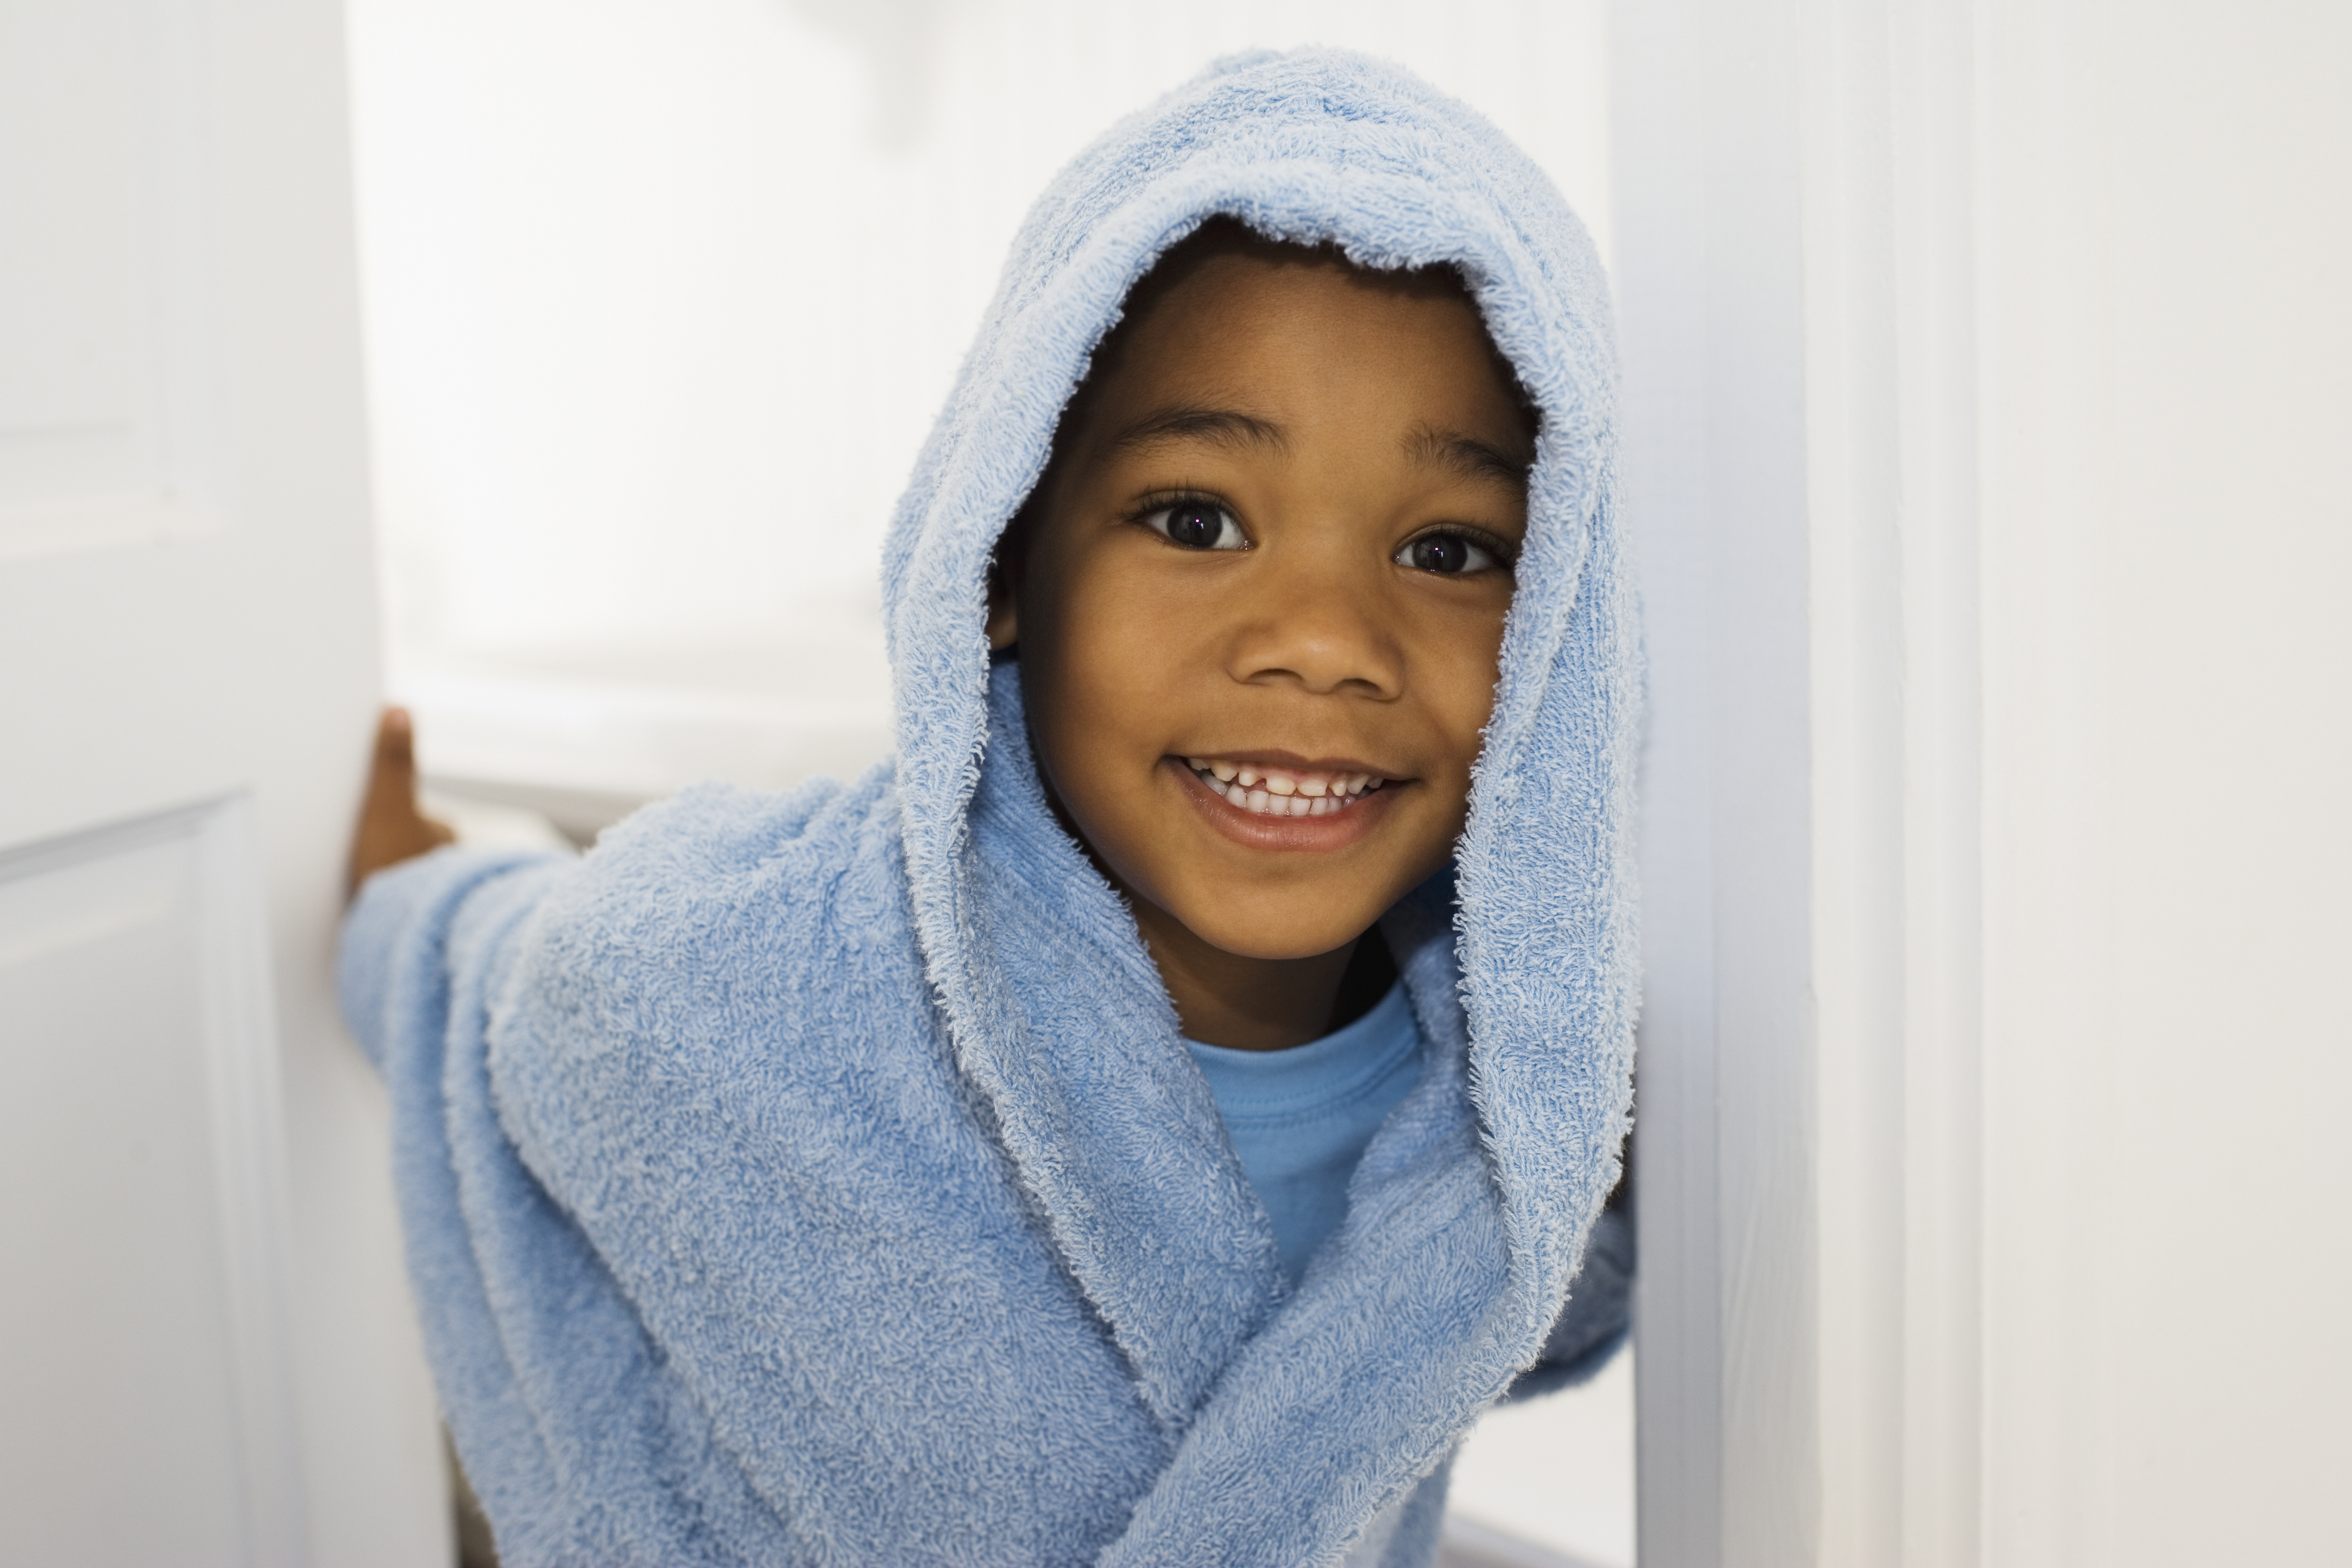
left=1072, top=240, right=1536, bottom=452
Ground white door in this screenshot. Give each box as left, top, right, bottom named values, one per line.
left=0, top=3, right=446, bottom=1564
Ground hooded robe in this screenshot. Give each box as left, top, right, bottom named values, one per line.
left=340, top=46, right=1639, bottom=1568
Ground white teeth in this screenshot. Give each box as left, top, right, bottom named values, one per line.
left=1188, top=759, right=1391, bottom=817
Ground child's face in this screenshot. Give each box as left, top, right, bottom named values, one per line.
left=997, top=246, right=1532, bottom=966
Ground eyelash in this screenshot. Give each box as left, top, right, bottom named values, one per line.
left=1394, top=524, right=1519, bottom=576
left=1130, top=492, right=1249, bottom=551
left=1125, top=491, right=1519, bottom=576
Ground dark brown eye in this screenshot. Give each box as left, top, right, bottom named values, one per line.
left=1143, top=499, right=1246, bottom=551
left=1397, top=530, right=1506, bottom=574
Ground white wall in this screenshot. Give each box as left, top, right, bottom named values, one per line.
left=1619, top=0, right=2352, bottom=1562
left=346, top=0, right=1613, bottom=810
left=1975, top=3, right=2350, bottom=1559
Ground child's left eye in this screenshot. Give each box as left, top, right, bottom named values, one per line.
left=1140, top=499, right=1248, bottom=551
left=1395, top=529, right=1511, bottom=575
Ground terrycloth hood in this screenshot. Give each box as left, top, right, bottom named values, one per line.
left=881, top=39, right=1639, bottom=1545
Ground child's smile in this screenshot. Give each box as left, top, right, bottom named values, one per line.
left=1181, top=755, right=1389, bottom=820
left=990, top=222, right=1534, bottom=1048
left=1170, top=751, right=1400, bottom=858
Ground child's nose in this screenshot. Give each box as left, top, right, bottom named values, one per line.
left=1222, top=552, right=1405, bottom=699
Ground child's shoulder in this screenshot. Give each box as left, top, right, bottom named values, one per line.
left=484, top=759, right=948, bottom=1224
left=528, top=760, right=908, bottom=985
left=593, top=761, right=900, bottom=878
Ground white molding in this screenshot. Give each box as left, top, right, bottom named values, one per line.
left=0, top=495, right=225, bottom=565
left=195, top=797, right=314, bottom=1566
left=1802, top=0, right=1910, bottom=1559
left=393, top=664, right=894, bottom=809
left=0, top=800, right=313, bottom=1565
left=1886, top=2, right=1986, bottom=1560
left=1441, top=1515, right=1614, bottom=1568
left=1618, top=1, right=1990, bottom=1562
left=1617, top=0, right=1820, bottom=1562
left=1802, top=0, right=1990, bottom=1563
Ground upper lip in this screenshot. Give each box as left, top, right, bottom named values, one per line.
left=1173, top=750, right=1402, bottom=781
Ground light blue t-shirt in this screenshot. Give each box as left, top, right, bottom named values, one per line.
left=1185, top=980, right=1423, bottom=1288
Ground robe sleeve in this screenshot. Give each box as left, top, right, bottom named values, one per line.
left=338, top=845, right=571, bottom=1079
left=1505, top=1192, right=1633, bottom=1399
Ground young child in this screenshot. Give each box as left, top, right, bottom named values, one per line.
left=344, top=48, right=1637, bottom=1567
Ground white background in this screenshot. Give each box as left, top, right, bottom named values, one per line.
left=346, top=0, right=1614, bottom=808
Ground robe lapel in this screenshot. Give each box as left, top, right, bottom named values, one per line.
left=928, top=675, right=1286, bottom=1430
left=1094, top=876, right=1553, bottom=1566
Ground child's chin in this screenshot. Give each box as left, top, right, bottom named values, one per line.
left=1175, top=903, right=1381, bottom=964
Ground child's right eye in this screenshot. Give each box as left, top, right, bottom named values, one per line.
left=1140, top=499, right=1248, bottom=551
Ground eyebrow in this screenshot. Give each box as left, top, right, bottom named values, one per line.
left=1102, top=405, right=1531, bottom=488
left=1402, top=423, right=1534, bottom=488
left=1104, top=405, right=1289, bottom=458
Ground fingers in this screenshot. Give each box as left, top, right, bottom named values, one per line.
left=349, top=704, right=457, bottom=901
left=375, top=705, right=419, bottom=778
left=360, top=707, right=423, bottom=834
left=386, top=707, right=454, bottom=845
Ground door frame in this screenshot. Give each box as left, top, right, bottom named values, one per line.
left=1615, top=1, right=1987, bottom=1560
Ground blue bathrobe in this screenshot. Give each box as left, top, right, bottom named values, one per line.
left=342, top=48, right=1638, bottom=1568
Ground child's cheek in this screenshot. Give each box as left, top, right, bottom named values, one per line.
left=1021, top=541, right=1192, bottom=823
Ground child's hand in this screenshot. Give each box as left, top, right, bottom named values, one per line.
left=349, top=707, right=455, bottom=900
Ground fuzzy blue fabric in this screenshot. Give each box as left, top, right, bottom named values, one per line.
left=340, top=46, right=1638, bottom=1567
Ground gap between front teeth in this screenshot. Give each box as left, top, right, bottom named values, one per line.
left=1184, top=758, right=1384, bottom=818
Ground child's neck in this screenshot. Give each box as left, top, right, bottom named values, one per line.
left=1132, top=901, right=1396, bottom=1051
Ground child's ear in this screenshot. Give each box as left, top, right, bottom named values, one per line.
left=985, top=563, right=1019, bottom=653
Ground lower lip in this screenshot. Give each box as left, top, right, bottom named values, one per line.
left=1167, top=757, right=1399, bottom=852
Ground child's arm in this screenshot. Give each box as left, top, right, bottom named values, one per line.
left=336, top=706, right=569, bottom=1079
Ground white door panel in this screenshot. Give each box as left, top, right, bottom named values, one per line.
left=0, top=0, right=213, bottom=560
left=0, top=2, right=445, bottom=1564
left=0, top=807, right=298, bottom=1566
